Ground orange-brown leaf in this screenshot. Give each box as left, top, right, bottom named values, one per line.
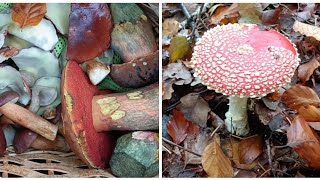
left=202, top=135, right=234, bottom=177
left=287, top=116, right=320, bottom=169
left=167, top=109, right=190, bottom=144
left=282, top=85, right=320, bottom=111
left=298, top=58, right=320, bottom=83
left=239, top=135, right=263, bottom=164
left=208, top=3, right=239, bottom=25
left=298, top=105, right=320, bottom=122
left=11, top=3, right=47, bottom=28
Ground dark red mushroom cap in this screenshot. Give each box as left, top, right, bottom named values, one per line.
left=191, top=24, right=300, bottom=98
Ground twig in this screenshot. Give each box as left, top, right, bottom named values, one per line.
left=179, top=3, right=200, bottom=40
left=163, top=100, right=181, bottom=113
left=162, top=137, right=202, bottom=157
left=231, top=134, right=258, bottom=140
left=265, top=139, right=273, bottom=176
left=162, top=144, right=172, bottom=154
left=210, top=124, right=221, bottom=138
left=259, top=168, right=271, bottom=178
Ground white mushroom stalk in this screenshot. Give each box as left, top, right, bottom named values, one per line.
left=191, top=23, right=300, bottom=136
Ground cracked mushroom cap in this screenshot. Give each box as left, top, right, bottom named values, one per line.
left=191, top=24, right=300, bottom=98
left=61, top=61, right=116, bottom=168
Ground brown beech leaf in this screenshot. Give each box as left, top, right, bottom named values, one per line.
left=202, top=134, right=234, bottom=177
left=67, top=3, right=112, bottom=63
left=162, top=19, right=180, bottom=37
left=298, top=58, right=320, bottom=83
left=208, top=3, right=239, bottom=25
left=184, top=129, right=212, bottom=165
left=11, top=3, right=47, bottom=28
left=293, top=21, right=320, bottom=41
left=282, top=85, right=320, bottom=111
left=167, top=109, right=190, bottom=144
left=298, top=105, right=320, bottom=122
left=308, top=122, right=320, bottom=131
left=239, top=135, right=263, bottom=164
left=287, top=116, right=320, bottom=169
left=222, top=138, right=258, bottom=170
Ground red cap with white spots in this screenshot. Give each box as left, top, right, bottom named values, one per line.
left=191, top=24, right=300, bottom=98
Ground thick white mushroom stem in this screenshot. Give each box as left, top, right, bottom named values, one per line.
left=225, top=96, right=250, bottom=136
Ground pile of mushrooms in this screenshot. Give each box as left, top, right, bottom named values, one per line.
left=0, top=3, right=68, bottom=154
left=191, top=23, right=300, bottom=136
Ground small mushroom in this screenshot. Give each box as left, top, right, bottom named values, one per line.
left=190, top=24, right=300, bottom=136
left=29, top=77, right=60, bottom=113
left=11, top=47, right=60, bottom=82
left=8, top=19, right=58, bottom=51
left=84, top=59, right=110, bottom=85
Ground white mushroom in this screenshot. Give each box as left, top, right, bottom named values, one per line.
left=45, top=3, right=71, bottom=35
left=11, top=47, right=60, bottom=83
left=8, top=19, right=58, bottom=51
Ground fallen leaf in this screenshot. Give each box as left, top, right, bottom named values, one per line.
left=298, top=58, right=320, bottom=83
left=202, top=134, right=234, bottom=177
left=287, top=115, right=320, bottom=169
left=163, top=19, right=180, bottom=37
left=184, top=129, right=212, bottom=165
left=11, top=3, right=46, bottom=28
left=308, top=122, right=320, bottom=131
left=67, top=3, right=112, bottom=63
left=296, top=3, right=316, bottom=21
left=261, top=7, right=282, bottom=25
left=238, top=3, right=262, bottom=24
left=208, top=3, right=239, bottom=25
left=221, top=138, right=258, bottom=170
left=293, top=21, right=320, bottom=41
left=239, top=135, right=263, bottom=164
left=169, top=36, right=191, bottom=63
left=235, top=170, right=257, bottom=178
left=163, top=79, right=175, bottom=100
left=178, top=93, right=211, bottom=127
left=167, top=109, right=190, bottom=144
left=282, top=84, right=320, bottom=111
left=298, top=105, right=320, bottom=122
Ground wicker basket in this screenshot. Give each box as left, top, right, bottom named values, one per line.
left=0, top=147, right=114, bottom=178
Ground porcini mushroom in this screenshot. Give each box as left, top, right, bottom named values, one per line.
left=191, top=24, right=299, bottom=136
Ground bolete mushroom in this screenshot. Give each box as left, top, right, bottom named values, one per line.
left=67, top=3, right=112, bottom=63
left=191, top=24, right=299, bottom=136
left=61, top=61, right=116, bottom=168
left=61, top=60, right=159, bottom=168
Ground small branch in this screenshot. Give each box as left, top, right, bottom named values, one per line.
left=179, top=3, right=200, bottom=40
left=266, top=139, right=273, bottom=176
left=162, top=137, right=202, bottom=157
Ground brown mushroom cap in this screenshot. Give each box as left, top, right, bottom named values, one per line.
left=67, top=3, right=112, bottom=64
left=191, top=24, right=300, bottom=98
left=61, top=61, right=116, bottom=168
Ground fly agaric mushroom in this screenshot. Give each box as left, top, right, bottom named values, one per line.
left=191, top=24, right=300, bottom=136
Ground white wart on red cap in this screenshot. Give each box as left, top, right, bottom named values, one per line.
left=191, top=24, right=300, bottom=98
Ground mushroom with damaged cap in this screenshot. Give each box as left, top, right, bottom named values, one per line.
left=190, top=23, right=300, bottom=136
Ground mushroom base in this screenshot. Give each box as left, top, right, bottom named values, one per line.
left=225, top=96, right=250, bottom=136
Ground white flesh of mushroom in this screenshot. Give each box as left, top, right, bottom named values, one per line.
left=45, top=3, right=71, bottom=35
left=12, top=47, right=60, bottom=82
left=8, top=19, right=58, bottom=51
